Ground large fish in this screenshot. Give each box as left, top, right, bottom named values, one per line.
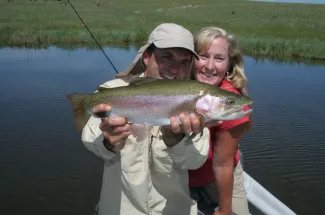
left=67, top=77, right=253, bottom=131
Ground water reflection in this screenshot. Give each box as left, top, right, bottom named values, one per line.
left=0, top=46, right=137, bottom=215
left=0, top=46, right=325, bottom=215
left=0, top=45, right=138, bottom=73
left=248, top=54, right=325, bottom=67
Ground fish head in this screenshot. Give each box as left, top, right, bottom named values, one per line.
left=195, top=93, right=253, bottom=121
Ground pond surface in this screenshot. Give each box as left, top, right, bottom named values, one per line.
left=0, top=46, right=324, bottom=215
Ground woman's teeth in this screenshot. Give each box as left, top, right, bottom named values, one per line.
left=201, top=72, right=215, bottom=77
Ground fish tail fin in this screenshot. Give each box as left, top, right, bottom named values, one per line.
left=67, top=94, right=91, bottom=131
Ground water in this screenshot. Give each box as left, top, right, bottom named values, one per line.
left=0, top=46, right=324, bottom=215
left=248, top=0, right=325, bottom=4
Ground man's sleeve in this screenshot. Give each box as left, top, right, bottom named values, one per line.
left=81, top=116, right=117, bottom=160
left=166, top=127, right=210, bottom=170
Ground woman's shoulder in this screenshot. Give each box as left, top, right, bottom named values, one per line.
left=219, top=79, right=241, bottom=94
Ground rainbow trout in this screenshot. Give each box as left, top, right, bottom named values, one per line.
left=67, top=77, right=253, bottom=131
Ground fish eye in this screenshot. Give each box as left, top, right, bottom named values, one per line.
left=226, top=97, right=235, bottom=105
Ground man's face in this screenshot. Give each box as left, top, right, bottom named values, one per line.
left=143, top=47, right=192, bottom=80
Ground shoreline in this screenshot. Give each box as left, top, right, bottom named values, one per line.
left=1, top=29, right=324, bottom=63
left=1, top=0, right=325, bottom=61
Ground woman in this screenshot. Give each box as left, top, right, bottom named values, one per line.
left=188, top=26, right=252, bottom=215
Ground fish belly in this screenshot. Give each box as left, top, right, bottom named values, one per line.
left=106, top=95, right=197, bottom=126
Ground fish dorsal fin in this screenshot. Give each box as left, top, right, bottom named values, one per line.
left=129, top=77, right=158, bottom=86
left=96, top=86, right=109, bottom=92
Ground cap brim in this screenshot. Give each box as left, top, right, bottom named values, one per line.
left=116, top=44, right=149, bottom=77
left=154, top=40, right=199, bottom=59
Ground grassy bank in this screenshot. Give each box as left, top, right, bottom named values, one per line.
left=1, top=0, right=325, bottom=61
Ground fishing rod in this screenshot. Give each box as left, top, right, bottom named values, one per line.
left=66, top=0, right=119, bottom=74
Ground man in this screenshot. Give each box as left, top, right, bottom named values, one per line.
left=81, top=23, right=222, bottom=215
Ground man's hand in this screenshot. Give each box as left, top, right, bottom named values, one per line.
left=168, top=113, right=223, bottom=134
left=169, top=113, right=203, bottom=134
left=93, top=104, right=131, bottom=150
left=161, top=113, right=223, bottom=146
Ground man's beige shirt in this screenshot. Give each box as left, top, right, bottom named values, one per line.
left=81, top=75, right=210, bottom=215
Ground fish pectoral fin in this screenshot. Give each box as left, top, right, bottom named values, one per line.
left=184, top=133, right=197, bottom=143
left=129, top=123, right=147, bottom=141
left=184, top=132, right=204, bottom=143
left=199, top=116, right=206, bottom=127
left=128, top=77, right=158, bottom=86
left=183, top=117, right=205, bottom=143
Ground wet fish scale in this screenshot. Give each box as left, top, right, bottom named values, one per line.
left=67, top=78, right=253, bottom=131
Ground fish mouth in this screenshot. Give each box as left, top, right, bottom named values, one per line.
left=222, top=106, right=253, bottom=119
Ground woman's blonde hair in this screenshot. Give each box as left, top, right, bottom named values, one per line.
left=193, top=26, right=249, bottom=96
left=194, top=26, right=252, bottom=131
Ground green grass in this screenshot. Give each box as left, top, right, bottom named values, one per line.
left=1, top=0, right=325, bottom=61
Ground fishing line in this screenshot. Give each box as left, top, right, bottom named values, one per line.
left=66, top=0, right=119, bottom=74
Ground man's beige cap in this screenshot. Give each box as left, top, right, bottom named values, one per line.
left=116, top=23, right=199, bottom=77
